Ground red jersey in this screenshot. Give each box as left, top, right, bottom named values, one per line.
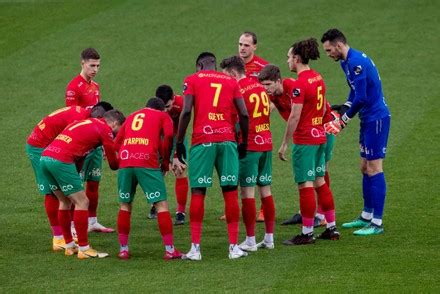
left=238, top=77, right=272, bottom=152
left=245, top=55, right=269, bottom=81
left=65, top=74, right=100, bottom=108
left=27, top=106, right=90, bottom=148
left=114, top=108, right=173, bottom=169
left=167, top=95, right=183, bottom=135
left=291, top=69, right=327, bottom=145
left=269, top=78, right=296, bottom=121
left=183, top=70, right=242, bottom=145
left=42, top=118, right=118, bottom=169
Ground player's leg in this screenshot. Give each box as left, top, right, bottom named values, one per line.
left=354, top=115, right=390, bottom=236
left=183, top=143, right=215, bottom=261
left=256, top=151, right=275, bottom=249
left=83, top=148, right=113, bottom=233
left=116, top=168, right=136, bottom=259
left=136, top=168, right=182, bottom=260
left=173, top=137, right=189, bottom=225
left=26, top=144, right=64, bottom=250
left=237, top=151, right=258, bottom=251
left=283, top=145, right=317, bottom=246
left=217, top=142, right=247, bottom=259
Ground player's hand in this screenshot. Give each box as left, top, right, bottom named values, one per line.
left=176, top=142, right=186, bottom=164
left=331, top=104, right=350, bottom=116
left=340, top=113, right=351, bottom=128
left=278, top=142, right=288, bottom=161
left=237, top=143, right=247, bottom=159
left=324, top=121, right=341, bottom=135
left=172, top=157, right=187, bottom=176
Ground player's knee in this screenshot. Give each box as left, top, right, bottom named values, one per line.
left=258, top=185, right=272, bottom=198
left=120, top=203, right=131, bottom=212
left=155, top=200, right=169, bottom=213
left=191, top=187, right=206, bottom=195
left=366, top=159, right=383, bottom=176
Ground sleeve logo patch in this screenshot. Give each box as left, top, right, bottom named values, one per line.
left=353, top=65, right=363, bottom=75
left=292, top=88, right=301, bottom=97
left=183, top=83, right=188, bottom=91
left=67, top=90, right=76, bottom=96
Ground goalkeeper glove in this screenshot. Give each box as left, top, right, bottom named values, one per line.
left=331, top=103, right=351, bottom=116
left=324, top=120, right=341, bottom=135
left=237, top=143, right=247, bottom=159
left=176, top=142, right=186, bottom=164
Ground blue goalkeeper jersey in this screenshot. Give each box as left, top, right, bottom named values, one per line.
left=341, top=48, right=390, bottom=122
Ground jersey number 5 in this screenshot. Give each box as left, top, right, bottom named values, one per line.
left=317, top=86, right=323, bottom=110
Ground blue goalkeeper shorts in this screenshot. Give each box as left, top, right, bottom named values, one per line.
left=359, top=115, right=390, bottom=160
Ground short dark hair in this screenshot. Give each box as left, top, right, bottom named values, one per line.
left=146, top=97, right=165, bottom=111
left=81, top=48, right=100, bottom=60
left=103, top=109, right=125, bottom=125
left=291, top=38, right=320, bottom=64
left=321, top=29, right=347, bottom=44
left=155, top=85, right=174, bottom=105
left=241, top=31, right=258, bottom=45
left=258, top=64, right=281, bottom=82
left=90, top=101, right=113, bottom=118
left=196, top=52, right=216, bottom=66
left=220, top=55, right=245, bottom=74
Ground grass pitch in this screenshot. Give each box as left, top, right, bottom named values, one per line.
left=1, top=0, right=439, bottom=292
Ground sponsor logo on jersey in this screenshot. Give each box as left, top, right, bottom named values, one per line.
left=119, top=150, right=150, bottom=160
left=353, top=65, right=363, bottom=75
left=292, top=88, right=301, bottom=97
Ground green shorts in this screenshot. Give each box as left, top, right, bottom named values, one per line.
left=80, top=147, right=103, bottom=182
left=40, top=156, right=84, bottom=196
left=118, top=167, right=167, bottom=204
left=239, top=151, right=272, bottom=187
left=292, top=144, right=326, bottom=184
left=325, top=134, right=335, bottom=162
left=25, top=144, right=52, bottom=195
left=189, top=141, right=239, bottom=188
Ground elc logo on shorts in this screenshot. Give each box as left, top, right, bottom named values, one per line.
left=246, top=175, right=257, bottom=184
left=198, top=176, right=212, bottom=184
left=119, top=191, right=130, bottom=199
left=90, top=168, right=101, bottom=177
left=221, top=174, right=236, bottom=183
left=49, top=184, right=58, bottom=191
left=146, top=191, right=161, bottom=200
left=38, top=184, right=45, bottom=191
left=307, top=170, right=315, bottom=177
left=259, top=174, right=272, bottom=182
left=61, top=184, right=74, bottom=192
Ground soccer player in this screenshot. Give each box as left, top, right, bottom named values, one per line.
left=239, top=31, right=269, bottom=80
left=40, top=110, right=125, bottom=259
left=114, top=97, right=182, bottom=260
left=220, top=56, right=276, bottom=251
left=65, top=48, right=112, bottom=233
left=26, top=102, right=113, bottom=251
left=321, top=29, right=391, bottom=235
left=277, top=38, right=340, bottom=245
left=155, top=85, right=189, bottom=225
left=176, top=52, right=249, bottom=260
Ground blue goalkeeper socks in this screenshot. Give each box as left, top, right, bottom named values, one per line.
left=362, top=173, right=374, bottom=213
left=369, top=172, right=386, bottom=220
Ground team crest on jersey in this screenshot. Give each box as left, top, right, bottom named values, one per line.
left=353, top=65, right=363, bottom=75
left=292, top=88, right=301, bottom=97
left=183, top=83, right=188, bottom=91
left=67, top=90, right=75, bottom=97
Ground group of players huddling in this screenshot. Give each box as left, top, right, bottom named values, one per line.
left=25, top=28, right=390, bottom=260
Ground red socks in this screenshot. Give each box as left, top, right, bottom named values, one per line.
left=74, top=210, right=89, bottom=247
left=86, top=180, right=99, bottom=218
left=175, top=177, right=189, bottom=213
left=261, top=195, right=275, bottom=234
left=58, top=209, right=73, bottom=244
left=223, top=190, right=239, bottom=244
left=315, top=184, right=336, bottom=223
left=241, top=198, right=256, bottom=237
left=324, top=171, right=331, bottom=187
left=157, top=211, right=173, bottom=246
left=299, top=187, right=316, bottom=227
left=189, top=194, right=205, bottom=244
left=117, top=209, right=131, bottom=247
left=44, top=194, right=61, bottom=236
